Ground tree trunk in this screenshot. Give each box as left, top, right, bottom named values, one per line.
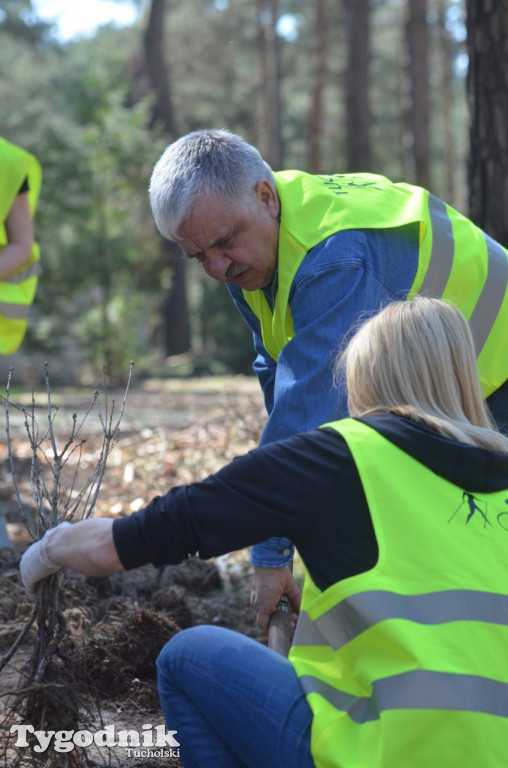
left=308, top=0, right=327, bottom=172
left=161, top=239, right=191, bottom=356
left=402, top=0, right=431, bottom=188
left=143, top=0, right=191, bottom=355
left=436, top=0, right=456, bottom=204
left=344, top=0, right=372, bottom=171
left=143, top=0, right=176, bottom=135
left=466, top=0, right=508, bottom=244
left=256, top=0, right=283, bottom=169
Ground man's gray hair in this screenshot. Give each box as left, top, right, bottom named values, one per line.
left=149, top=129, right=276, bottom=241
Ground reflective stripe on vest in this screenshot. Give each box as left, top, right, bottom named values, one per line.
left=289, top=418, right=508, bottom=768
left=294, top=589, right=508, bottom=724
left=469, top=232, right=508, bottom=357
left=1, top=259, right=41, bottom=286
left=0, top=302, right=31, bottom=320
left=418, top=194, right=454, bottom=296
left=299, top=671, right=508, bottom=723
left=420, top=194, right=508, bottom=358
left=293, top=589, right=508, bottom=651
left=243, top=172, right=508, bottom=396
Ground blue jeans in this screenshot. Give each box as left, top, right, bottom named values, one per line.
left=156, top=625, right=314, bottom=768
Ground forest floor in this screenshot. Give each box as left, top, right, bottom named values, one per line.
left=0, top=375, right=268, bottom=768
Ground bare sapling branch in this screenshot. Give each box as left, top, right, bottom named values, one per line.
left=1, top=361, right=134, bottom=767
left=5, top=367, right=37, bottom=539
left=5, top=362, right=134, bottom=540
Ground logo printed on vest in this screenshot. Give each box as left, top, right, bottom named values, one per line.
left=448, top=491, right=508, bottom=533
left=497, top=499, right=508, bottom=531
left=450, top=492, right=490, bottom=527
left=318, top=174, right=383, bottom=196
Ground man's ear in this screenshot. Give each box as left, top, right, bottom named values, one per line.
left=256, top=179, right=280, bottom=218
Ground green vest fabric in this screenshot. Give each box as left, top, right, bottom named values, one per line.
left=242, top=170, right=508, bottom=397
left=289, top=418, right=508, bottom=768
left=0, top=136, right=42, bottom=354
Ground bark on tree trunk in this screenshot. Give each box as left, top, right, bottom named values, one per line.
left=403, top=0, right=431, bottom=189
left=437, top=0, right=456, bottom=204
left=143, top=0, right=176, bottom=135
left=143, top=0, right=191, bottom=355
left=344, top=0, right=372, bottom=172
left=256, top=0, right=283, bottom=169
left=161, top=240, right=191, bottom=356
left=308, top=0, right=327, bottom=173
left=466, top=0, right=508, bottom=244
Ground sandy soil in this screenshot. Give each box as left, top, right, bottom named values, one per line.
left=0, top=376, right=266, bottom=767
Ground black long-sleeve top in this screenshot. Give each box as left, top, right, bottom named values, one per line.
left=112, top=413, right=508, bottom=592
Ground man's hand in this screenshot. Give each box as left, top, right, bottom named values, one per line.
left=250, top=565, right=301, bottom=632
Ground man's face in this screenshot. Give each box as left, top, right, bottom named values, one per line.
left=177, top=180, right=280, bottom=291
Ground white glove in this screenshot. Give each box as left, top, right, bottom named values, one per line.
left=20, top=522, right=71, bottom=598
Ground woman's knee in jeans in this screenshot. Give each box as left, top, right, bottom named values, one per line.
left=156, top=624, right=222, bottom=684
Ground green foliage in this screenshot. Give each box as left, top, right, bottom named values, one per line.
left=0, top=0, right=469, bottom=382
left=189, top=270, right=256, bottom=375
left=0, top=13, right=166, bottom=378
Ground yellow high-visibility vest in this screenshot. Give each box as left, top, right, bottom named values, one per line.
left=290, top=417, right=508, bottom=768
left=243, top=171, right=508, bottom=397
left=0, top=136, right=42, bottom=354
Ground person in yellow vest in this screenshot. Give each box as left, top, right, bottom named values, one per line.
left=148, top=129, right=508, bottom=632
left=0, top=137, right=42, bottom=547
left=0, top=136, right=42, bottom=355
left=20, top=297, right=508, bottom=768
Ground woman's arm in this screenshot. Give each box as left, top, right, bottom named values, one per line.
left=1, top=192, right=34, bottom=277
left=20, top=519, right=123, bottom=596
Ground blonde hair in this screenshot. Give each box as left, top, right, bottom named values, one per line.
left=339, top=296, right=508, bottom=453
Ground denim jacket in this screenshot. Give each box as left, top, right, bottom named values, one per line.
left=227, top=224, right=419, bottom=567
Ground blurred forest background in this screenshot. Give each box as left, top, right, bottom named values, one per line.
left=0, top=0, right=507, bottom=384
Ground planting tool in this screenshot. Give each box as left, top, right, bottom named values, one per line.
left=268, top=592, right=292, bottom=656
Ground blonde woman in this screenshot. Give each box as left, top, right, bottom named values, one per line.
left=21, top=297, right=508, bottom=768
